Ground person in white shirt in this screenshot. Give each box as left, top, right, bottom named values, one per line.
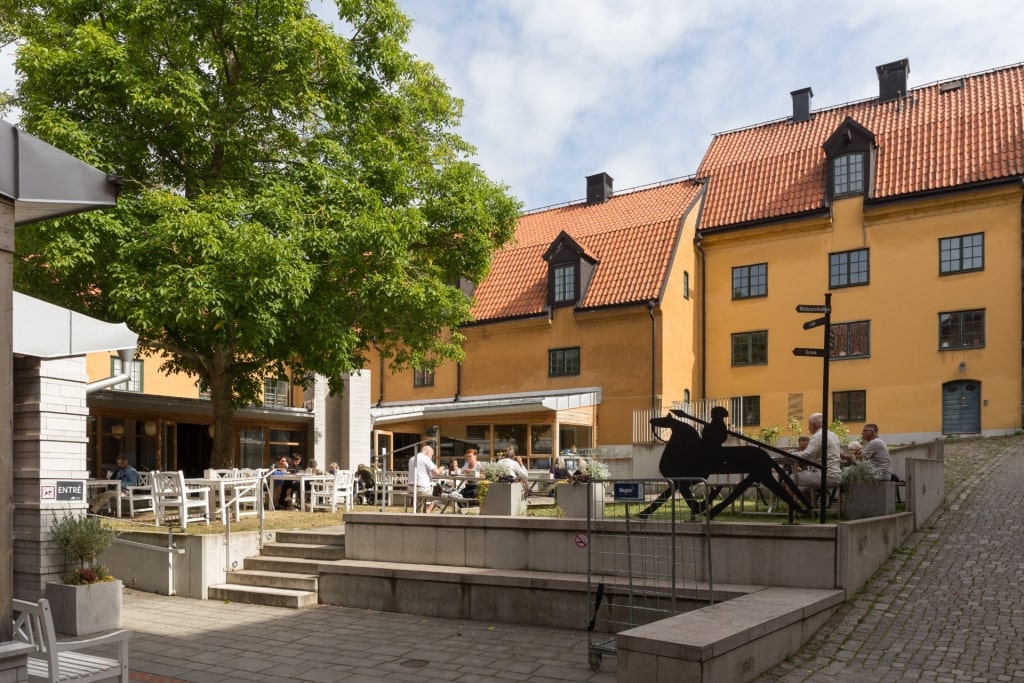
left=792, top=413, right=842, bottom=506
left=498, top=449, right=529, bottom=482
left=408, top=445, right=443, bottom=512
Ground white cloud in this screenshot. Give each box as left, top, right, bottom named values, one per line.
left=5, top=1, right=1023, bottom=209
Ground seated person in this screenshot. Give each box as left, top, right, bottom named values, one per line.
left=843, top=440, right=863, bottom=466
left=271, top=456, right=298, bottom=509
left=550, top=456, right=571, bottom=480
left=459, top=448, right=482, bottom=499
left=91, top=456, right=140, bottom=515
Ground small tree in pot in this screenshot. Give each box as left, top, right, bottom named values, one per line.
left=50, top=510, right=116, bottom=585
left=46, top=510, right=122, bottom=636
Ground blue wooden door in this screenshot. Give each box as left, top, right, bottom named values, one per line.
left=942, top=381, right=981, bottom=434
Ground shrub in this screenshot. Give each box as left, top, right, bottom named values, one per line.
left=50, top=510, right=116, bottom=585
left=841, top=459, right=881, bottom=486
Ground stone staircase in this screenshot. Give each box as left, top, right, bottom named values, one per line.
left=208, top=529, right=345, bottom=608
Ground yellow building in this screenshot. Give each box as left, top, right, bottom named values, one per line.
left=370, top=174, right=706, bottom=468
left=696, top=60, right=1023, bottom=441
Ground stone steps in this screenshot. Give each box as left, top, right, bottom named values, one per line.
left=207, top=528, right=345, bottom=608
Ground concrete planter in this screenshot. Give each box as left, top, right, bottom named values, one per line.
left=480, top=482, right=524, bottom=516
left=556, top=482, right=605, bottom=520
left=45, top=579, right=122, bottom=636
left=844, top=482, right=896, bottom=520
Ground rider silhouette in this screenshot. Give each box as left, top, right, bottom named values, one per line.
left=701, top=406, right=729, bottom=452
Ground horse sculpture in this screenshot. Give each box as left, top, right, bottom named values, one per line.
left=638, top=409, right=810, bottom=520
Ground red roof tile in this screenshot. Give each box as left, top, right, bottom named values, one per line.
left=471, top=180, right=702, bottom=322
left=698, top=63, right=1024, bottom=229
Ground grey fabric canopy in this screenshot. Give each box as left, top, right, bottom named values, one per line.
left=13, top=291, right=137, bottom=359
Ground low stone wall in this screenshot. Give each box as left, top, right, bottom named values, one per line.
left=101, top=530, right=263, bottom=599
left=342, top=512, right=914, bottom=594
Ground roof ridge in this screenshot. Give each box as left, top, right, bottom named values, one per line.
left=710, top=61, right=1024, bottom=140
left=523, top=173, right=698, bottom=214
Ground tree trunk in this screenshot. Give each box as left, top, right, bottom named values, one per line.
left=207, top=351, right=236, bottom=470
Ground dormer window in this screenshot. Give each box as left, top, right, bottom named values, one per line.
left=832, top=152, right=865, bottom=197
left=544, top=231, right=596, bottom=309
left=823, top=116, right=875, bottom=201
left=553, top=263, right=576, bottom=304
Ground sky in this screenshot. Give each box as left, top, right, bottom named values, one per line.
left=3, top=1, right=1023, bottom=211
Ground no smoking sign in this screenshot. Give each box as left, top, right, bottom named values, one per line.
left=574, top=533, right=588, bottom=548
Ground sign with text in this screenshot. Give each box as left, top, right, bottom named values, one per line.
left=795, top=304, right=830, bottom=314
left=803, top=316, right=827, bottom=330
left=792, top=347, right=826, bottom=357
left=613, top=482, right=645, bottom=502
left=41, top=480, right=85, bottom=502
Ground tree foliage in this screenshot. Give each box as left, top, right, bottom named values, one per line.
left=5, top=0, right=521, bottom=466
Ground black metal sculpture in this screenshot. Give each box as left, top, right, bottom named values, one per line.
left=638, top=408, right=811, bottom=520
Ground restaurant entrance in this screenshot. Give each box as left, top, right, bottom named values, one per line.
left=177, top=423, right=213, bottom=477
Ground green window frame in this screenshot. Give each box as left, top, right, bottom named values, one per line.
left=833, top=390, right=866, bottom=422
left=829, top=248, right=869, bottom=288
left=832, top=152, right=865, bottom=197
left=553, top=263, right=576, bottom=304
left=732, top=263, right=767, bottom=299
left=939, top=309, right=985, bottom=349
left=939, top=233, right=984, bottom=274
left=731, top=331, right=768, bottom=366
left=548, top=347, right=580, bottom=376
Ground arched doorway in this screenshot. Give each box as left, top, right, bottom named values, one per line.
left=942, top=380, right=981, bottom=434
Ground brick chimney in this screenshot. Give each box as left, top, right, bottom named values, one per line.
left=876, top=58, right=910, bottom=103
left=790, top=87, right=813, bottom=123
left=586, top=172, right=613, bottom=205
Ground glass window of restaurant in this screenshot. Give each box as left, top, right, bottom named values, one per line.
left=239, top=427, right=306, bottom=469
left=443, top=422, right=563, bottom=470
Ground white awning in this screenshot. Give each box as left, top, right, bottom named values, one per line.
left=0, top=119, right=119, bottom=226
left=13, top=292, right=138, bottom=359
left=370, top=387, right=602, bottom=425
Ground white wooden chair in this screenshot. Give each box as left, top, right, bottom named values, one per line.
left=152, top=471, right=210, bottom=528
left=126, top=471, right=155, bottom=517
left=307, top=476, right=338, bottom=513
left=335, top=469, right=355, bottom=511
left=13, top=597, right=132, bottom=683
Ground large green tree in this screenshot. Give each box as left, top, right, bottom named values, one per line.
left=4, top=0, right=520, bottom=467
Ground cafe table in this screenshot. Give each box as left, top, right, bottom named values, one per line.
left=186, top=476, right=262, bottom=524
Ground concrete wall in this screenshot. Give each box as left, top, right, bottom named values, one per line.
left=907, top=457, right=945, bottom=529
left=12, top=356, right=91, bottom=600
left=342, top=511, right=916, bottom=592
left=890, top=440, right=943, bottom=480
left=101, top=530, right=262, bottom=599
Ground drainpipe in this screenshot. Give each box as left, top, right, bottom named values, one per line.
left=695, top=232, right=707, bottom=400
left=648, top=300, right=657, bottom=412
left=454, top=362, right=461, bottom=402
left=86, top=347, right=135, bottom=394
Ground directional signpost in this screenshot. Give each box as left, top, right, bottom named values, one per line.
left=794, top=293, right=832, bottom=523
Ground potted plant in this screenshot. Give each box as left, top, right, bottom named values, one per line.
left=45, top=510, right=122, bottom=636
left=478, top=461, right=524, bottom=516
left=841, top=460, right=896, bottom=520
left=556, top=459, right=609, bottom=519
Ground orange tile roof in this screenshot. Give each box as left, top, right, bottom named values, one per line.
left=698, top=63, right=1024, bottom=229
left=471, top=179, right=702, bottom=322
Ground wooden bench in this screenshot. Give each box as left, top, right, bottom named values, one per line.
left=12, top=597, right=132, bottom=683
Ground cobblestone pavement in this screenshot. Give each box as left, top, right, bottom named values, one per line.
left=122, top=587, right=615, bottom=683
left=756, top=434, right=1024, bottom=683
